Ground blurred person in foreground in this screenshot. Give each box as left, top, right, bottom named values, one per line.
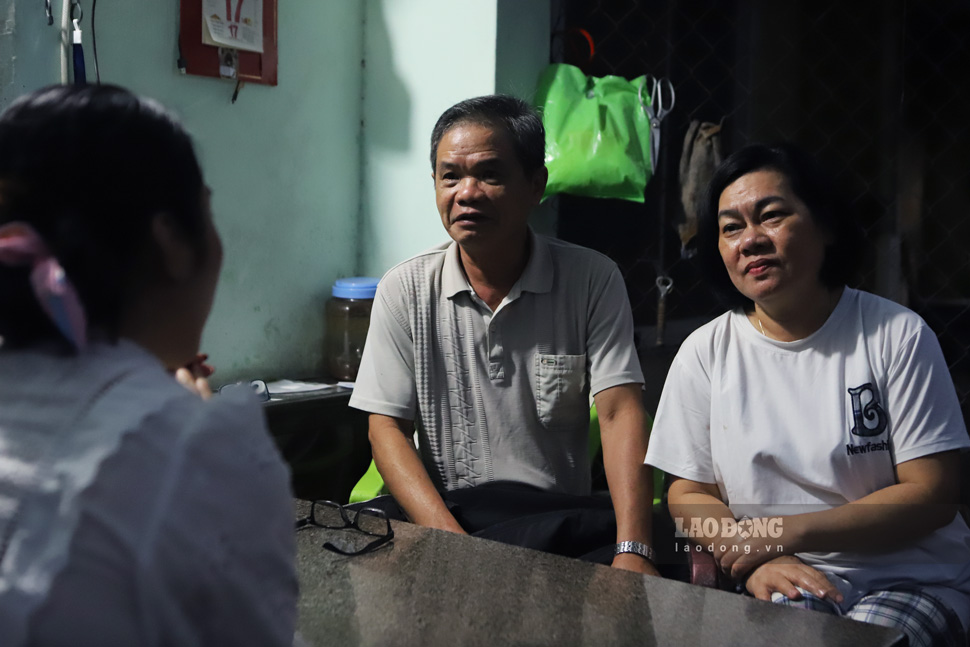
left=0, top=85, right=297, bottom=646
left=646, top=143, right=970, bottom=646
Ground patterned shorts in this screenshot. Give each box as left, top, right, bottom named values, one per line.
left=771, top=587, right=966, bottom=647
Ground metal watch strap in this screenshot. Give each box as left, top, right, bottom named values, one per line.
left=614, top=540, right=656, bottom=563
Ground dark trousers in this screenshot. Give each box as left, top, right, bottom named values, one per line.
left=350, top=481, right=682, bottom=571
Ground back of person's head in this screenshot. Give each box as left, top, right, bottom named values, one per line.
left=0, top=84, right=207, bottom=349
left=429, top=94, right=546, bottom=176
left=695, top=142, right=865, bottom=308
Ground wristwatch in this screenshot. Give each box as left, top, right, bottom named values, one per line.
left=615, top=540, right=656, bottom=563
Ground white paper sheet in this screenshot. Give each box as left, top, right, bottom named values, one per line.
left=202, top=0, right=264, bottom=54
left=265, top=380, right=340, bottom=395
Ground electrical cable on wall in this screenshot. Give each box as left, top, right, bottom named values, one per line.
left=176, top=3, right=187, bottom=75
left=177, top=37, right=187, bottom=74
left=91, top=0, right=100, bottom=83
left=59, top=0, right=70, bottom=84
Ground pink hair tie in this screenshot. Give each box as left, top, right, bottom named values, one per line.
left=0, top=222, right=88, bottom=350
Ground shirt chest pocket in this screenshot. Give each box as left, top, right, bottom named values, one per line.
left=534, top=353, right=588, bottom=429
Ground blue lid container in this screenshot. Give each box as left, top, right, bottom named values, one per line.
left=332, top=277, right=379, bottom=299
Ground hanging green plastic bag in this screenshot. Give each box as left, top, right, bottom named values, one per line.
left=535, top=64, right=652, bottom=203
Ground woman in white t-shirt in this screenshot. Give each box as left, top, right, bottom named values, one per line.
left=0, top=85, right=297, bottom=646
left=646, top=143, right=970, bottom=646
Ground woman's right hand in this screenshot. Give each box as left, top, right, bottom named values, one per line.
left=745, top=555, right=843, bottom=603
left=174, top=353, right=215, bottom=400
left=175, top=367, right=213, bottom=400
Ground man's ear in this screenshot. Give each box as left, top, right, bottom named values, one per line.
left=150, top=212, right=195, bottom=282
left=531, top=166, right=549, bottom=204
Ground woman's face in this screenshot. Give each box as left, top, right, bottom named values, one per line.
left=716, top=169, right=831, bottom=307
left=119, top=185, right=223, bottom=369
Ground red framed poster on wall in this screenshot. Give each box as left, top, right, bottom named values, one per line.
left=179, top=0, right=278, bottom=86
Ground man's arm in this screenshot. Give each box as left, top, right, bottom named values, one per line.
left=368, top=414, right=466, bottom=534
left=594, top=383, right=659, bottom=576
left=349, top=277, right=464, bottom=533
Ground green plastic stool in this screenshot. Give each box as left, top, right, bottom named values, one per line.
left=349, top=456, right=387, bottom=504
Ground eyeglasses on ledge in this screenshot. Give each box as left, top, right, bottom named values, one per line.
left=295, top=500, right=394, bottom=556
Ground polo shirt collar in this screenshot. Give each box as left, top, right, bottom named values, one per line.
left=441, top=228, right=555, bottom=300
left=442, top=241, right=471, bottom=298
left=516, top=229, right=554, bottom=295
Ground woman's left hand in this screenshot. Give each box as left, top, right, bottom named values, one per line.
left=717, top=525, right=792, bottom=580
left=745, top=555, right=843, bottom=603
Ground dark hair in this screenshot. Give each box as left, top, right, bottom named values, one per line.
left=0, top=84, right=206, bottom=348
left=429, top=94, right=546, bottom=176
left=695, top=143, right=865, bottom=308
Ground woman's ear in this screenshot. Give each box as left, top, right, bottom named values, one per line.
left=150, top=212, right=196, bottom=282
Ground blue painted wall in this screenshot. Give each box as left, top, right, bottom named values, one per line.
left=0, top=0, right=552, bottom=382
left=0, top=0, right=365, bottom=383
left=359, top=0, right=552, bottom=278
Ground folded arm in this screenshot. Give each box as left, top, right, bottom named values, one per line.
left=670, top=451, right=961, bottom=580
left=768, top=450, right=958, bottom=546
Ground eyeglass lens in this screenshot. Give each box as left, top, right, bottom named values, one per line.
left=309, top=500, right=352, bottom=529
left=352, top=508, right=391, bottom=536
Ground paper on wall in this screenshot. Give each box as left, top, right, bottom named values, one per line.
left=202, top=0, right=264, bottom=54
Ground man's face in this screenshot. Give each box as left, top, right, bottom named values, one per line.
left=433, top=122, right=546, bottom=253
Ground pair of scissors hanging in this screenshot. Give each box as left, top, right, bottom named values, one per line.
left=638, top=75, right=676, bottom=172
left=71, top=1, right=86, bottom=84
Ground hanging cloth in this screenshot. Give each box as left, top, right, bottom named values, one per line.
left=677, top=120, right=723, bottom=256
left=71, top=2, right=86, bottom=84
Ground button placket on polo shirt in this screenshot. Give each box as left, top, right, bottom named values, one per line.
left=486, top=311, right=505, bottom=381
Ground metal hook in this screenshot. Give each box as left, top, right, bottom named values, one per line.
left=70, top=0, right=82, bottom=23
left=44, top=0, right=53, bottom=26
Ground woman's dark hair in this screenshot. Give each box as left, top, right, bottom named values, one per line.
left=430, top=94, right=546, bottom=176
left=0, top=84, right=206, bottom=348
left=695, top=143, right=865, bottom=309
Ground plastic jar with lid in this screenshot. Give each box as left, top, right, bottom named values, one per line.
left=325, top=277, right=380, bottom=382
